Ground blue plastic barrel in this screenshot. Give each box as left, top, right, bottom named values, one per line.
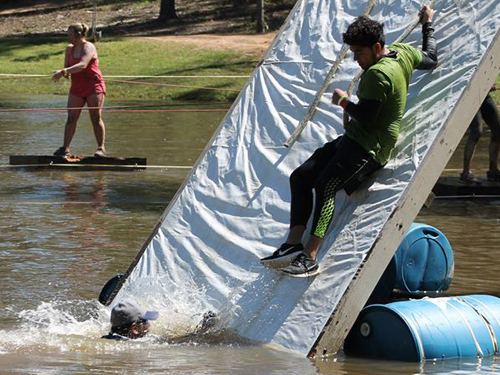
left=394, top=223, right=454, bottom=293
left=344, top=295, right=500, bottom=361
left=370, top=223, right=454, bottom=303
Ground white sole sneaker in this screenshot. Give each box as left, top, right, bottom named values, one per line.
left=260, top=245, right=304, bottom=268
left=281, top=268, right=320, bottom=278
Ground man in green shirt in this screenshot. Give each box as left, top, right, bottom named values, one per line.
left=261, top=5, right=438, bottom=276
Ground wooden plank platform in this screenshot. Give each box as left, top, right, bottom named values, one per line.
left=7, top=155, right=147, bottom=171
left=433, top=176, right=500, bottom=198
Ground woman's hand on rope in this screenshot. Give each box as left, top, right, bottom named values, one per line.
left=52, top=69, right=67, bottom=82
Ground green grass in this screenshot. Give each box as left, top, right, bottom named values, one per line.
left=0, top=36, right=258, bottom=101
left=2, top=35, right=499, bottom=104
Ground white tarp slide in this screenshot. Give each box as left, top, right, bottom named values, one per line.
left=112, top=0, right=500, bottom=356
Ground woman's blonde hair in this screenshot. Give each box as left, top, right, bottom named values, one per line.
left=68, top=23, right=89, bottom=37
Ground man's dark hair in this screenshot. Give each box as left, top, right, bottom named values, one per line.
left=342, top=16, right=385, bottom=48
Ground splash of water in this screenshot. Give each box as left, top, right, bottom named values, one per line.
left=0, top=298, right=109, bottom=354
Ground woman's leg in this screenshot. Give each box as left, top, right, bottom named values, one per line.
left=61, top=94, right=85, bottom=151
left=462, top=113, right=481, bottom=178
left=87, top=93, right=106, bottom=152
left=480, top=95, right=500, bottom=174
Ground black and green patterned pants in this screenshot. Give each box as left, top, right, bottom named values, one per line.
left=289, top=135, right=382, bottom=239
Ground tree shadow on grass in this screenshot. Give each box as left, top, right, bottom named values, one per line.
left=159, top=60, right=257, bottom=77
left=0, top=36, right=65, bottom=55
left=0, top=0, right=146, bottom=13
left=0, top=1, right=90, bottom=19
left=13, top=50, right=62, bottom=62
left=97, top=18, right=253, bottom=38
left=175, top=88, right=239, bottom=102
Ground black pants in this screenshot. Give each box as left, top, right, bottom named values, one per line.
left=468, top=94, right=500, bottom=142
left=289, top=136, right=382, bottom=239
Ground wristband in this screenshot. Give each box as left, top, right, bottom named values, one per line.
left=337, top=95, right=348, bottom=106
left=62, top=68, right=68, bottom=76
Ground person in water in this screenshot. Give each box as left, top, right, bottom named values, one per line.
left=101, top=299, right=218, bottom=341
left=260, top=5, right=438, bottom=276
left=52, top=23, right=107, bottom=158
left=102, top=299, right=159, bottom=340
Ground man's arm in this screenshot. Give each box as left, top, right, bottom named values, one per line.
left=332, top=69, right=390, bottom=126
left=342, top=97, right=382, bottom=126
left=417, top=5, right=438, bottom=70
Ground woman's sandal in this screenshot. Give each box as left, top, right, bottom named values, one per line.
left=53, top=147, right=70, bottom=156
left=94, top=147, right=106, bottom=158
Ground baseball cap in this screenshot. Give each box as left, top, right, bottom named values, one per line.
left=110, top=300, right=159, bottom=328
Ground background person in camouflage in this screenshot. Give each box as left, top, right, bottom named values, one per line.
left=460, top=87, right=500, bottom=184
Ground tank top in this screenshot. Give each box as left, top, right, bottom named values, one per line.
left=68, top=42, right=106, bottom=98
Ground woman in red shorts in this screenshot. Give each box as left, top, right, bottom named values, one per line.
left=52, top=23, right=107, bottom=157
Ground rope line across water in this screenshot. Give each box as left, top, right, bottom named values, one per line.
left=0, top=107, right=228, bottom=113
left=0, top=73, right=249, bottom=79
left=0, top=74, right=244, bottom=93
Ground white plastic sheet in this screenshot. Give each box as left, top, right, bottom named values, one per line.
left=114, top=0, right=500, bottom=356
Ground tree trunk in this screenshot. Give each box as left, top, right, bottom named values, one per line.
left=159, top=0, right=177, bottom=20
left=256, top=0, right=265, bottom=33
left=233, top=0, right=245, bottom=10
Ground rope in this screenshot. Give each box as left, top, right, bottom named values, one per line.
left=105, top=75, right=249, bottom=79
left=84, top=102, right=229, bottom=108
left=0, top=73, right=249, bottom=79
left=0, top=74, right=244, bottom=93
left=0, top=103, right=227, bottom=110
left=0, top=107, right=227, bottom=113
left=0, top=74, right=49, bottom=78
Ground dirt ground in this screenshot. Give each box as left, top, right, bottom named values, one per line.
left=141, top=33, right=276, bottom=55
left=0, top=0, right=288, bottom=55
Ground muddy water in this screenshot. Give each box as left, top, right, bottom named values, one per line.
left=0, top=94, right=499, bottom=374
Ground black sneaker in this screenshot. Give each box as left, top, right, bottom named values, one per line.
left=281, top=253, right=319, bottom=277
left=260, top=243, right=304, bottom=267
left=487, top=170, right=500, bottom=182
